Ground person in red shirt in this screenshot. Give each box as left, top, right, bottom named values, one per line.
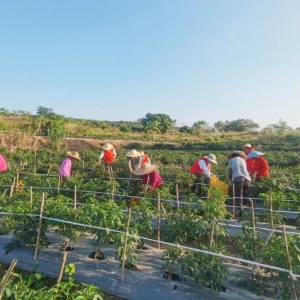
left=189, top=154, right=217, bottom=194
left=134, top=163, right=163, bottom=192
left=241, top=143, right=256, bottom=174
left=99, top=143, right=116, bottom=176
left=246, top=151, right=269, bottom=180
left=140, top=151, right=151, bottom=165
left=189, top=154, right=217, bottom=178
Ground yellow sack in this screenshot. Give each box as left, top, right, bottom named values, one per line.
left=210, top=175, right=228, bottom=196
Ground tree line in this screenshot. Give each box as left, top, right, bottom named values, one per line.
left=0, top=106, right=296, bottom=134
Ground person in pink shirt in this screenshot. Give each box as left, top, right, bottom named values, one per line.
left=0, top=154, right=8, bottom=172
left=134, top=163, right=163, bottom=192
left=59, top=151, right=82, bottom=180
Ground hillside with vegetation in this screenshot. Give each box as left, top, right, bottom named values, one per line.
left=1, top=106, right=300, bottom=152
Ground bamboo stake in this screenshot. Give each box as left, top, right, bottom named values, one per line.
left=111, top=179, right=115, bottom=201
left=57, top=252, right=68, bottom=282
left=232, top=183, right=236, bottom=219
left=269, top=189, right=274, bottom=228
left=251, top=199, right=256, bottom=234
left=46, top=164, right=53, bottom=176
left=30, top=187, right=33, bottom=208
left=127, top=174, right=132, bottom=190
left=282, top=226, right=297, bottom=300
left=1, top=189, right=7, bottom=199
left=34, top=193, right=45, bottom=260
left=57, top=175, right=61, bottom=194
left=74, top=186, right=77, bottom=211
left=121, top=206, right=132, bottom=282
left=209, top=217, right=216, bottom=250
left=176, top=184, right=179, bottom=210
left=0, top=259, right=17, bottom=299
left=9, top=177, right=16, bottom=197
left=157, top=193, right=161, bottom=249
left=161, top=203, right=166, bottom=216
left=252, top=226, right=276, bottom=274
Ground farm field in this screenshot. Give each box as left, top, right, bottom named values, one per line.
left=0, top=141, right=300, bottom=299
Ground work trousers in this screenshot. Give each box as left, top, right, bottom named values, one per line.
left=233, top=179, right=251, bottom=207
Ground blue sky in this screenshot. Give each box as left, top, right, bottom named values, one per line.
left=1, top=1, right=299, bottom=129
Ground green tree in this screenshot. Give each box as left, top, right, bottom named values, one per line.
left=36, top=105, right=54, bottom=116
left=141, top=113, right=175, bottom=133
left=0, top=108, right=10, bottom=116
left=221, top=119, right=259, bottom=132
left=192, top=120, right=209, bottom=129
left=267, top=119, right=293, bottom=132
left=179, top=125, right=192, bottom=134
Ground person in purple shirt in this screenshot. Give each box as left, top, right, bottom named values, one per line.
left=0, top=154, right=8, bottom=172
left=59, top=151, right=82, bottom=180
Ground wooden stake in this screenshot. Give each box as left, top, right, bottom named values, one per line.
left=176, top=184, right=179, bottom=210
left=9, top=177, right=16, bottom=197
left=269, top=189, right=274, bottom=228
left=0, top=259, right=17, bottom=299
left=57, top=252, right=68, bottom=282
left=74, top=186, right=77, bottom=211
left=282, top=226, right=297, bottom=300
left=251, top=199, right=256, bottom=234
left=34, top=193, right=45, bottom=260
left=121, top=207, right=132, bottom=282
left=157, top=193, right=161, bottom=249
left=209, top=217, right=216, bottom=250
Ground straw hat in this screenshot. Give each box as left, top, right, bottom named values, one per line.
left=246, top=151, right=264, bottom=159
left=67, top=151, right=82, bottom=161
left=134, top=163, right=157, bottom=175
left=126, top=149, right=141, bottom=158
left=140, top=151, right=145, bottom=156
left=241, top=143, right=252, bottom=148
left=227, top=151, right=246, bottom=160
left=204, top=154, right=217, bottom=164
left=102, top=143, right=113, bottom=150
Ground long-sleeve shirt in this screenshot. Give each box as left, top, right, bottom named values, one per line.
left=198, top=160, right=212, bottom=178
left=0, top=155, right=7, bottom=172
left=141, top=170, right=163, bottom=192
left=253, top=157, right=269, bottom=179
left=59, top=157, right=72, bottom=178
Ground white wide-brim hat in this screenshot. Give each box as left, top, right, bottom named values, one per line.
left=204, top=154, right=217, bottom=164
left=102, top=143, right=113, bottom=150
left=247, top=151, right=265, bottom=159
left=134, top=163, right=157, bottom=175
left=227, top=151, right=246, bottom=160
left=67, top=151, right=82, bottom=161
left=126, top=149, right=141, bottom=158
left=140, top=151, right=145, bottom=156
left=241, top=143, right=252, bottom=148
